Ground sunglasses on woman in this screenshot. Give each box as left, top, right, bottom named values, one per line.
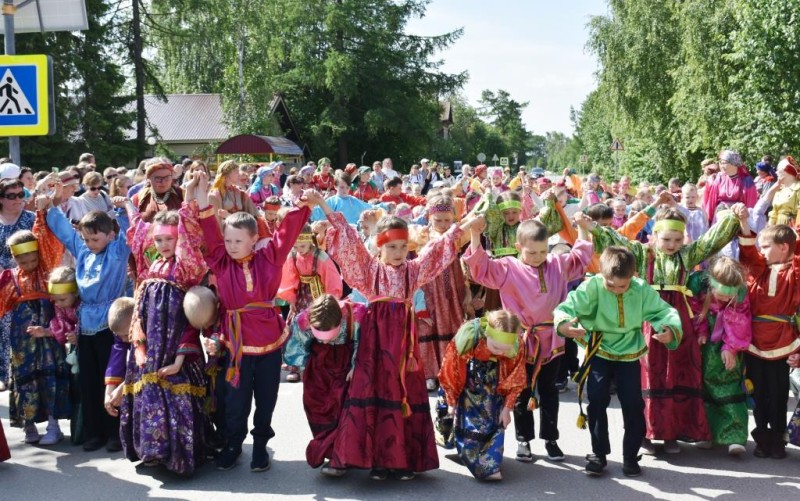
left=89, top=186, right=102, bottom=191
left=0, top=191, right=25, bottom=200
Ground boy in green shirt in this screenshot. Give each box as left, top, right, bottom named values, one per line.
left=555, top=246, right=682, bottom=477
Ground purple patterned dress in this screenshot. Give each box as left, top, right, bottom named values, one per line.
left=120, top=202, right=209, bottom=475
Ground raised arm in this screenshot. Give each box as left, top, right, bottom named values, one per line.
left=46, top=206, right=82, bottom=258
left=685, top=211, right=740, bottom=268
left=32, top=204, right=64, bottom=272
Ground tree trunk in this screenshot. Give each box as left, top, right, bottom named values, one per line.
left=132, top=0, right=146, bottom=162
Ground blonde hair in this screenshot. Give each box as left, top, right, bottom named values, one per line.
left=82, top=171, right=103, bottom=187
left=707, top=257, right=746, bottom=289
left=213, top=160, right=239, bottom=193
left=183, top=286, right=219, bottom=329
left=486, top=310, right=522, bottom=334
left=108, top=297, right=135, bottom=338
left=49, top=266, right=76, bottom=284
left=7, top=229, right=36, bottom=249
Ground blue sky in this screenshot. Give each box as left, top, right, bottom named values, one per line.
left=407, top=0, right=609, bottom=135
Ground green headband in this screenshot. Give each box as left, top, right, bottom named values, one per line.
left=708, top=277, right=739, bottom=296
left=497, top=200, right=522, bottom=212
left=485, top=324, right=519, bottom=346
left=653, top=219, right=686, bottom=234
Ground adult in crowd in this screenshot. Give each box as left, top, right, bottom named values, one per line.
left=313, top=157, right=335, bottom=194
left=248, top=163, right=281, bottom=205
left=754, top=156, right=777, bottom=195
left=0, top=177, right=36, bottom=391
left=702, top=149, right=758, bottom=224
left=382, top=157, right=400, bottom=180
left=131, top=157, right=184, bottom=223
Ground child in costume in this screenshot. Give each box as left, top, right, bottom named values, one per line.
left=555, top=246, right=682, bottom=477
left=277, top=223, right=343, bottom=382
left=105, top=297, right=133, bottom=422
left=439, top=310, right=527, bottom=481
left=739, top=223, right=800, bottom=459
left=680, top=183, right=708, bottom=243
left=261, top=196, right=282, bottom=241
left=313, top=191, right=479, bottom=480
left=1, top=203, right=71, bottom=445
left=414, top=192, right=470, bottom=391
left=47, top=191, right=130, bottom=452
left=464, top=213, right=592, bottom=463
left=689, top=257, right=751, bottom=456
left=195, top=171, right=311, bottom=472
left=283, top=294, right=365, bottom=475
left=28, top=265, right=80, bottom=445
left=587, top=203, right=744, bottom=454
left=121, top=174, right=210, bottom=475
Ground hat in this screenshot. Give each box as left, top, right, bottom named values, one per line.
left=0, top=162, right=20, bottom=180
left=144, top=159, right=173, bottom=178
left=256, top=164, right=276, bottom=179
left=318, top=157, right=331, bottom=166
left=432, top=180, right=446, bottom=188
left=488, top=167, right=504, bottom=178
left=357, top=165, right=371, bottom=175
left=778, top=156, right=799, bottom=178
left=474, top=164, right=487, bottom=176
left=299, top=165, right=315, bottom=177
left=588, top=174, right=600, bottom=182
left=420, top=158, right=430, bottom=164
left=537, top=177, right=552, bottom=186
left=58, top=171, right=79, bottom=185
left=718, top=150, right=743, bottom=167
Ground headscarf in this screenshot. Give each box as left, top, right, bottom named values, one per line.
left=778, top=156, right=799, bottom=178
left=718, top=150, right=744, bottom=167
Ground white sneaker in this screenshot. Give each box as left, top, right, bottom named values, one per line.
left=639, top=438, right=656, bottom=456
left=728, top=444, right=746, bottom=456
left=425, top=379, right=438, bottom=391
left=39, top=424, right=64, bottom=446
left=24, top=425, right=41, bottom=444
left=320, top=461, right=347, bottom=477
left=664, top=440, right=681, bottom=454
left=695, top=441, right=713, bottom=450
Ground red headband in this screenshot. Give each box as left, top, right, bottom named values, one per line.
left=264, top=203, right=281, bottom=211
left=152, top=224, right=178, bottom=238
left=376, top=228, right=409, bottom=247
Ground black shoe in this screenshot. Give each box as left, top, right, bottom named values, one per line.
left=584, top=454, right=607, bottom=476
left=369, top=467, right=389, bottom=480
left=754, top=444, right=771, bottom=458
left=609, top=381, right=617, bottom=395
left=250, top=445, right=271, bottom=472
left=545, top=441, right=565, bottom=462
left=555, top=378, right=569, bottom=393
left=215, top=446, right=241, bottom=470
left=82, top=436, right=107, bottom=452
left=106, top=437, right=122, bottom=453
left=393, top=469, right=415, bottom=481
left=622, top=456, right=642, bottom=477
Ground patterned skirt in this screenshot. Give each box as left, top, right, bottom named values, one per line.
left=788, top=401, right=800, bottom=446
left=120, top=280, right=207, bottom=476
left=701, top=341, right=748, bottom=445
left=455, top=358, right=504, bottom=479
left=419, top=260, right=465, bottom=379
left=9, top=299, right=71, bottom=427
left=329, top=301, right=438, bottom=472
left=303, top=341, right=353, bottom=467
left=642, top=290, right=710, bottom=441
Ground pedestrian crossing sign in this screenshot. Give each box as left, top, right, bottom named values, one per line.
left=0, top=55, right=53, bottom=136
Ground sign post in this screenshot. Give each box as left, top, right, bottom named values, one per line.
left=609, top=138, right=624, bottom=178
left=491, top=154, right=499, bottom=166
left=3, top=0, right=18, bottom=164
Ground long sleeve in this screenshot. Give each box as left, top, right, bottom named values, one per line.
left=324, top=211, right=377, bottom=294
left=554, top=281, right=598, bottom=340
left=739, top=236, right=766, bottom=280
left=685, top=213, right=739, bottom=268
left=276, top=255, right=300, bottom=305
left=438, top=341, right=467, bottom=408
left=198, top=205, right=228, bottom=271
left=177, top=326, right=203, bottom=359
left=0, top=273, right=16, bottom=318
left=561, top=239, right=594, bottom=282
left=538, top=199, right=564, bottom=237
left=701, top=176, right=719, bottom=224
left=618, top=209, right=651, bottom=240
left=641, top=285, right=683, bottom=349
left=283, top=314, right=315, bottom=368
left=127, top=207, right=152, bottom=282
left=174, top=203, right=209, bottom=286
left=462, top=244, right=509, bottom=290
left=104, top=337, right=130, bottom=385
left=48, top=307, right=76, bottom=345
left=262, top=206, right=311, bottom=264
left=32, top=209, right=64, bottom=272
left=590, top=225, right=648, bottom=271
left=498, top=347, right=528, bottom=409
left=318, top=252, right=344, bottom=299
left=412, top=223, right=465, bottom=289
left=46, top=206, right=83, bottom=258
left=719, top=295, right=753, bottom=353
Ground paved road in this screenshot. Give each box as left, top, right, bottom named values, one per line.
left=2, top=376, right=799, bottom=500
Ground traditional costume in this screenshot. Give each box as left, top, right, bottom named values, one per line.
left=283, top=300, right=365, bottom=468
left=590, top=213, right=740, bottom=443
left=438, top=317, right=527, bottom=479
left=323, top=211, right=464, bottom=472
left=277, top=246, right=343, bottom=313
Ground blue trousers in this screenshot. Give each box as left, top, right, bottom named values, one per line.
left=586, top=357, right=644, bottom=459
left=225, top=350, right=282, bottom=448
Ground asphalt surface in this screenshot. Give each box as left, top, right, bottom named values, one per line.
left=2, top=375, right=799, bottom=500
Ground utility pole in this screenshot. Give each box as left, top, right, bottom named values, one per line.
left=131, top=0, right=146, bottom=162
left=3, top=0, right=19, bottom=165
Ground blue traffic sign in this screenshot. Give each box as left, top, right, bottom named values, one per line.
left=0, top=55, right=53, bottom=136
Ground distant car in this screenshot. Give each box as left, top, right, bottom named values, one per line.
left=530, top=167, right=545, bottom=178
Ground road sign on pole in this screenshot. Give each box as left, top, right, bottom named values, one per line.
left=580, top=154, right=588, bottom=164
left=499, top=157, right=509, bottom=166
left=0, top=55, right=53, bottom=136
left=491, top=154, right=499, bottom=166
left=477, top=152, right=486, bottom=163
left=610, top=139, right=624, bottom=151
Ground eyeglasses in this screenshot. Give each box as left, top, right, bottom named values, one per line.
left=89, top=186, right=102, bottom=191
left=0, top=191, right=24, bottom=200
left=151, top=174, right=172, bottom=183
left=105, top=175, right=117, bottom=180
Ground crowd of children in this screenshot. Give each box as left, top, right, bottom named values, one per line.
left=0, top=150, right=799, bottom=484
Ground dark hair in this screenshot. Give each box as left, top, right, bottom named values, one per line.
left=759, top=225, right=797, bottom=254
left=286, top=174, right=303, bottom=186
left=224, top=211, right=257, bottom=236
left=0, top=178, right=25, bottom=211
left=308, top=294, right=343, bottom=331
left=599, top=246, right=636, bottom=279
left=18, top=167, right=32, bottom=179
left=153, top=210, right=179, bottom=226
left=334, top=171, right=351, bottom=187
left=79, top=210, right=116, bottom=235
left=516, top=220, right=548, bottom=245
left=385, top=177, right=403, bottom=190
left=586, top=203, right=613, bottom=221
left=264, top=195, right=281, bottom=207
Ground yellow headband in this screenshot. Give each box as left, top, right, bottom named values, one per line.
left=10, top=240, right=38, bottom=256
left=485, top=324, right=518, bottom=346
left=653, top=219, right=686, bottom=234
left=48, top=282, right=78, bottom=295
left=296, top=234, right=314, bottom=243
